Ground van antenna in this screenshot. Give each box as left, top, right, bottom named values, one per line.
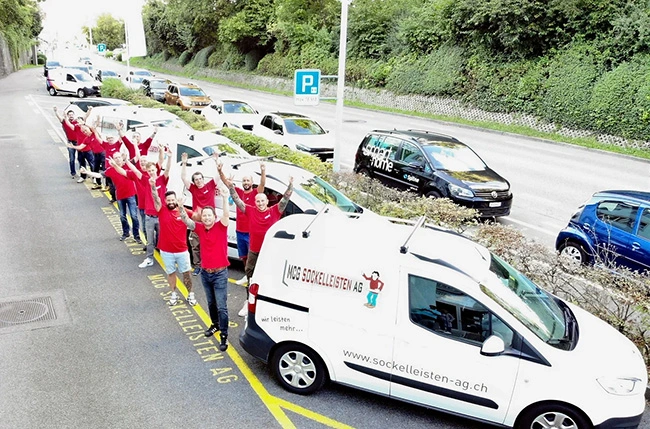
left=400, top=216, right=426, bottom=254
left=302, top=205, right=330, bottom=238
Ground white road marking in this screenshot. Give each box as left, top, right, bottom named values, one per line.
left=48, top=129, right=62, bottom=143
left=505, top=216, right=556, bottom=237
left=28, top=94, right=66, bottom=143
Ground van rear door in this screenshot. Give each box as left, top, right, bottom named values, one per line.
left=390, top=266, right=520, bottom=425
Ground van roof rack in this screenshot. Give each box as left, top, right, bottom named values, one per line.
left=400, top=216, right=426, bottom=254
left=231, top=155, right=275, bottom=170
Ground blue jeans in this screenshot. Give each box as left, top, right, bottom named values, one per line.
left=145, top=215, right=159, bottom=259
left=77, top=151, right=95, bottom=179
left=118, top=196, right=140, bottom=239
left=67, top=146, right=78, bottom=176
left=200, top=268, right=229, bottom=335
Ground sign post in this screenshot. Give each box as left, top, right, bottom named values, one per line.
left=294, top=69, right=321, bottom=106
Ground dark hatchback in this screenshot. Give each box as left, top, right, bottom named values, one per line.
left=354, top=129, right=512, bottom=217
left=142, top=78, right=170, bottom=102
left=556, top=190, right=650, bottom=272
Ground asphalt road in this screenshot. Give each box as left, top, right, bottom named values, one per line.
left=0, top=67, right=500, bottom=429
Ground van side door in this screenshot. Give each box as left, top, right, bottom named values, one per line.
left=391, top=141, right=427, bottom=192
left=390, top=267, right=520, bottom=424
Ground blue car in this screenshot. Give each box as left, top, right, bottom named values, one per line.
left=556, top=190, right=650, bottom=272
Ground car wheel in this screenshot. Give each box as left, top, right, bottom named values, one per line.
left=271, top=343, right=327, bottom=395
left=77, top=89, right=85, bottom=98
left=517, top=403, right=590, bottom=429
left=425, top=190, right=442, bottom=198
left=48, top=87, right=57, bottom=96
left=357, top=167, right=371, bottom=177
left=558, top=240, right=587, bottom=265
left=222, top=123, right=228, bottom=128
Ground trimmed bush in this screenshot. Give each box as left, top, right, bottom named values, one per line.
left=192, top=45, right=215, bottom=68
left=179, top=50, right=193, bottom=66
left=162, top=50, right=172, bottom=61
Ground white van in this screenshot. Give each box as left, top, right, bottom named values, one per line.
left=46, top=68, right=101, bottom=98
left=241, top=212, right=647, bottom=429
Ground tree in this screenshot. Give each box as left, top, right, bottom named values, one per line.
left=85, top=13, right=124, bottom=51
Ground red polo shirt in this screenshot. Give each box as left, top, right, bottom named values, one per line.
left=188, top=180, right=216, bottom=211
left=194, top=222, right=229, bottom=269
left=235, top=187, right=256, bottom=233
left=62, top=119, right=77, bottom=142
left=105, top=168, right=137, bottom=200
left=144, top=175, right=169, bottom=216
left=248, top=204, right=282, bottom=253
left=158, top=207, right=193, bottom=253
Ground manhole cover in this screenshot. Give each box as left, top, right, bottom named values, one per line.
left=0, top=297, right=56, bottom=326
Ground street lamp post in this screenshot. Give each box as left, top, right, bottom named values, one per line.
left=333, top=0, right=350, bottom=172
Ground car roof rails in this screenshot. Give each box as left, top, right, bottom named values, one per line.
left=405, top=129, right=457, bottom=140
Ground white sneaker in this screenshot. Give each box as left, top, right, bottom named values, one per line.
left=168, top=292, right=179, bottom=306
left=187, top=292, right=197, bottom=306
left=138, top=257, right=154, bottom=268
left=235, top=275, right=248, bottom=286
left=76, top=177, right=85, bottom=183
left=238, top=301, right=248, bottom=317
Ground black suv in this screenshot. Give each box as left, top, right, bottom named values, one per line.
left=354, top=129, right=513, bottom=217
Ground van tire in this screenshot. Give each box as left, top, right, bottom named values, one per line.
left=271, top=343, right=327, bottom=395
left=77, top=89, right=85, bottom=98
left=48, top=87, right=57, bottom=96
left=517, top=403, right=590, bottom=429
left=425, top=190, right=442, bottom=198
left=357, top=167, right=371, bottom=177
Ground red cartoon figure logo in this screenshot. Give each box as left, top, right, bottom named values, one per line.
left=363, top=271, right=384, bottom=309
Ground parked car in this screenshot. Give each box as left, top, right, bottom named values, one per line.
left=252, top=112, right=334, bottom=161
left=141, top=78, right=170, bottom=102
left=46, top=68, right=101, bottom=98
left=97, top=69, right=120, bottom=82
left=164, top=82, right=211, bottom=113
left=65, top=64, right=96, bottom=79
left=556, top=190, right=650, bottom=272
left=43, top=60, right=62, bottom=77
left=123, top=75, right=146, bottom=91
left=128, top=68, right=154, bottom=78
left=202, top=99, right=258, bottom=130
left=353, top=129, right=513, bottom=217
left=62, top=97, right=131, bottom=119
left=172, top=157, right=372, bottom=259
left=85, top=105, right=192, bottom=141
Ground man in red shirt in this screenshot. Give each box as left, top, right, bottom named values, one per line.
left=227, top=164, right=293, bottom=315
left=218, top=160, right=266, bottom=316
left=179, top=186, right=230, bottom=351
left=53, top=106, right=82, bottom=179
left=117, top=122, right=157, bottom=160
left=66, top=123, right=95, bottom=184
left=181, top=152, right=221, bottom=276
left=150, top=177, right=197, bottom=307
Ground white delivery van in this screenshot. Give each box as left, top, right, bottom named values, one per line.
left=241, top=212, right=647, bottom=429
left=46, top=68, right=101, bottom=98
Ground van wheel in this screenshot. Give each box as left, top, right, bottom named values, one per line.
left=517, top=403, right=590, bottom=429
left=271, top=343, right=327, bottom=395
left=77, top=89, right=86, bottom=98
left=48, top=87, right=57, bottom=96
left=558, top=240, right=587, bottom=265
left=425, top=190, right=442, bottom=198
left=222, top=123, right=228, bottom=128
left=357, top=167, right=371, bottom=177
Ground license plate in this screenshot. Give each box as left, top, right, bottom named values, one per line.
left=489, top=202, right=502, bottom=207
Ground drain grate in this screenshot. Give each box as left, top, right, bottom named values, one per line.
left=0, top=296, right=56, bottom=327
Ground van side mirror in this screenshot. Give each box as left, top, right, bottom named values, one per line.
left=274, top=129, right=283, bottom=135
left=480, top=335, right=505, bottom=356
left=409, top=160, right=425, bottom=170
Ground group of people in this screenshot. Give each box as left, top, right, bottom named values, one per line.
left=55, top=106, right=294, bottom=352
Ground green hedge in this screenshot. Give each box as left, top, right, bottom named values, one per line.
left=179, top=50, right=193, bottom=66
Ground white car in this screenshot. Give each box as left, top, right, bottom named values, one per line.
left=61, top=98, right=131, bottom=119
left=202, top=100, right=259, bottom=131
left=252, top=112, right=334, bottom=161
left=129, top=68, right=154, bottom=78
left=85, top=105, right=193, bottom=141
left=123, top=75, right=146, bottom=91
left=46, top=68, right=101, bottom=98
left=173, top=157, right=371, bottom=259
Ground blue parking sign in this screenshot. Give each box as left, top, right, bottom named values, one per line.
left=97, top=43, right=106, bottom=53
left=294, top=69, right=320, bottom=106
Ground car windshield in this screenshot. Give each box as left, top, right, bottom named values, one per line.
left=47, top=61, right=61, bottom=67
left=150, top=81, right=167, bottom=89
left=132, top=77, right=145, bottom=84
left=294, top=176, right=361, bottom=213
left=479, top=254, right=568, bottom=348
left=74, top=73, right=94, bottom=82
left=102, top=70, right=117, bottom=77
left=224, top=102, right=255, bottom=114
left=152, top=118, right=191, bottom=130
left=134, top=70, right=152, bottom=76
left=284, top=119, right=325, bottom=135
left=422, top=142, right=487, bottom=172
left=180, top=87, right=207, bottom=97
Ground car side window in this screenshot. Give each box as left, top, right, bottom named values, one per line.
left=408, top=274, right=514, bottom=347
left=272, top=118, right=284, bottom=132
left=596, top=200, right=639, bottom=233
left=382, top=137, right=401, bottom=161
left=66, top=74, right=75, bottom=82
left=399, top=142, right=424, bottom=164
left=637, top=208, right=650, bottom=241
left=177, top=144, right=203, bottom=163
left=261, top=115, right=273, bottom=129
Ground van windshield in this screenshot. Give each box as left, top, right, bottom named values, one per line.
left=480, top=254, right=570, bottom=348
left=295, top=176, right=362, bottom=213
left=423, top=143, right=487, bottom=172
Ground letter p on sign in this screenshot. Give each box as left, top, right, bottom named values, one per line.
left=294, top=69, right=320, bottom=106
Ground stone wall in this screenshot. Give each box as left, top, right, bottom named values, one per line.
left=165, top=61, right=650, bottom=150
left=0, top=34, right=34, bottom=79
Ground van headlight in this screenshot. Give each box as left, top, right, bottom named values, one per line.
left=448, top=183, right=474, bottom=198
left=597, top=376, right=644, bottom=395
left=295, top=144, right=311, bottom=152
